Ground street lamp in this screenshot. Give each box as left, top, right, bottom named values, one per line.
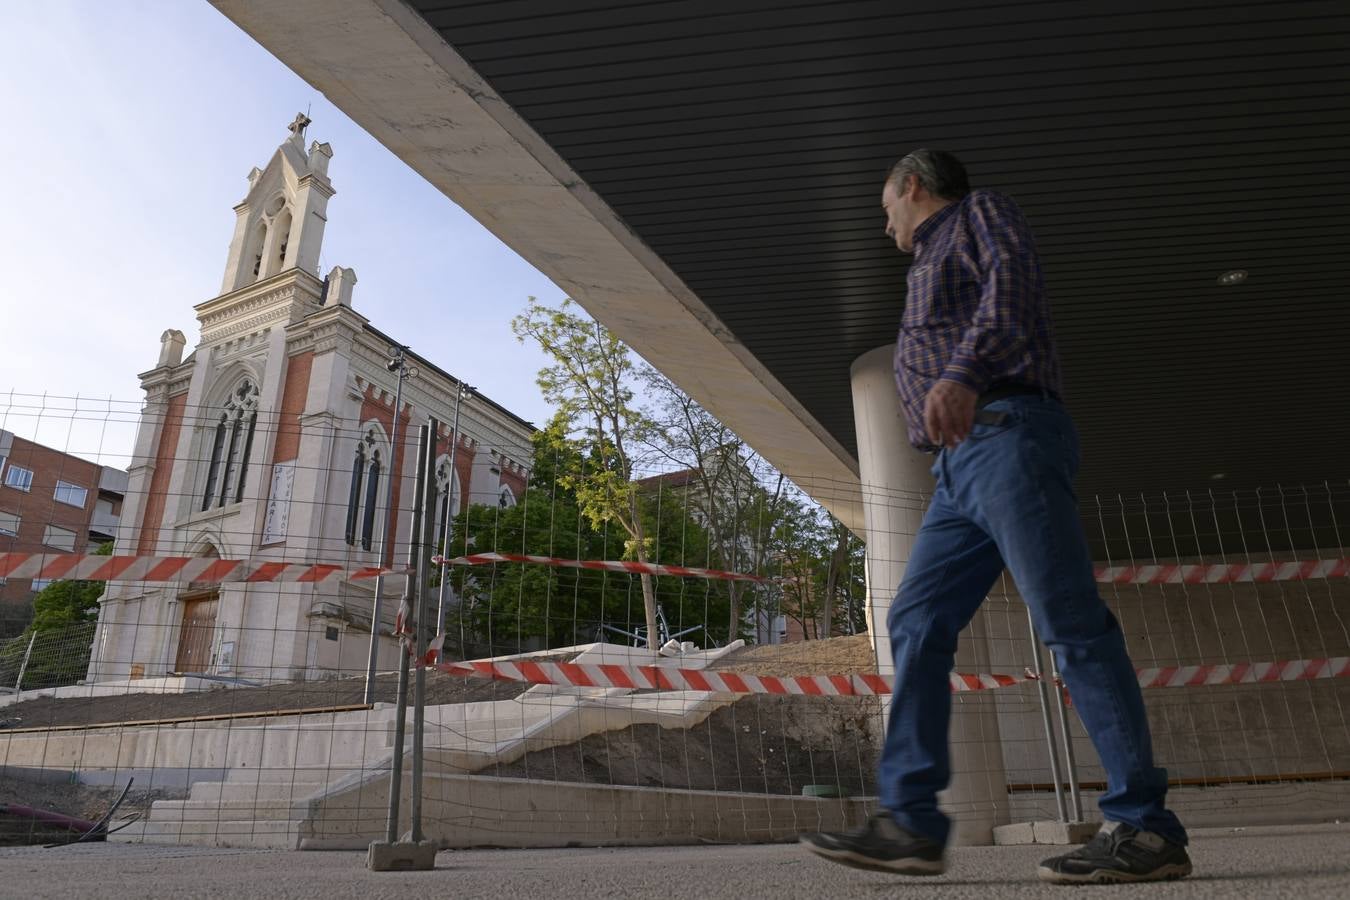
left=435, top=381, right=472, bottom=664
left=363, top=345, right=416, bottom=704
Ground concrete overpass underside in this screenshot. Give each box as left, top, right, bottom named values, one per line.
left=211, top=0, right=1350, bottom=557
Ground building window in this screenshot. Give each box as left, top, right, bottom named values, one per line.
left=361, top=454, right=381, bottom=551
left=0, top=511, right=19, bottom=536
left=345, top=427, right=384, bottom=552
left=434, top=456, right=459, bottom=551
left=54, top=481, right=89, bottom=508
left=42, top=525, right=77, bottom=552
left=31, top=578, right=52, bottom=592
left=201, top=379, right=259, bottom=511
left=344, top=442, right=365, bottom=546
left=4, top=464, right=34, bottom=492
left=498, top=485, right=517, bottom=509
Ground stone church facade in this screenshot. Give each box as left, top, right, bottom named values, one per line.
left=88, top=117, right=533, bottom=683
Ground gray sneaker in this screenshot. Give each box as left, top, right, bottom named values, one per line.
left=800, top=813, right=945, bottom=876
left=1038, top=821, right=1192, bottom=884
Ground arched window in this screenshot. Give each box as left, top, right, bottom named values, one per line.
left=273, top=207, right=293, bottom=274
left=433, top=455, right=460, bottom=552
left=344, top=442, right=365, bottom=545
left=201, top=379, right=259, bottom=511
left=345, top=426, right=385, bottom=552
left=498, top=484, right=517, bottom=509
left=249, top=220, right=268, bottom=279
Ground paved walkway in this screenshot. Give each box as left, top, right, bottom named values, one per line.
left=1, top=824, right=1347, bottom=899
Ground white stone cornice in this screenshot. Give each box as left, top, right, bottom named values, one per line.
left=301, top=304, right=368, bottom=356
left=196, top=269, right=323, bottom=326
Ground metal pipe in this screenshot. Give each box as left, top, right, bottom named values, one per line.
left=435, top=385, right=471, bottom=664
left=411, top=416, right=439, bottom=843
left=385, top=422, right=429, bottom=843
left=14, top=631, right=37, bottom=692
left=1048, top=650, right=1085, bottom=821
left=1025, top=607, right=1068, bottom=822
left=364, top=347, right=412, bottom=705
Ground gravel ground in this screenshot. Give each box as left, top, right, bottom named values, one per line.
left=0, top=824, right=1347, bottom=899
left=0, top=669, right=541, bottom=732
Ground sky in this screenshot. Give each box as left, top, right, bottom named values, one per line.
left=0, top=1, right=565, bottom=468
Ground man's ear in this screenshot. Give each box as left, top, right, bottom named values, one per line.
left=904, top=175, right=925, bottom=202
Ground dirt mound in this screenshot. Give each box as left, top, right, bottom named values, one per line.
left=709, top=633, right=878, bottom=677
left=488, top=692, right=883, bottom=796
left=0, top=772, right=182, bottom=845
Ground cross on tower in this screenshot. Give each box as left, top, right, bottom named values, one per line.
left=288, top=112, right=311, bottom=140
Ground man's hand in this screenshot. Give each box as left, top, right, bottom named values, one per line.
left=923, top=380, right=979, bottom=449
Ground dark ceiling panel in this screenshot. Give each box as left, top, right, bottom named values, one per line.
left=409, top=0, right=1350, bottom=549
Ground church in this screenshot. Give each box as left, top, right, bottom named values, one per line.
left=88, top=115, right=534, bottom=683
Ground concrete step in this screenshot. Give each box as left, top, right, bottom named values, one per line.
left=139, top=798, right=311, bottom=823
left=111, top=817, right=305, bottom=850
left=188, top=778, right=334, bottom=803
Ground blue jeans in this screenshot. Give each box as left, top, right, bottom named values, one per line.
left=879, top=394, right=1186, bottom=847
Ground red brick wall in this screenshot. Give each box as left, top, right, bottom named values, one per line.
left=136, top=392, right=187, bottom=555
left=0, top=436, right=103, bottom=609
left=269, top=351, right=313, bottom=464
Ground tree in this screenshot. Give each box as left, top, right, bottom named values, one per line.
left=441, top=426, right=725, bottom=654
left=0, top=542, right=111, bottom=689
left=30, top=540, right=111, bottom=632
left=639, top=365, right=788, bottom=642
left=512, top=298, right=663, bottom=649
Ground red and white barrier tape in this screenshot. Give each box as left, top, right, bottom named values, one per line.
left=3, top=551, right=1348, bottom=589
left=1093, top=559, right=1350, bottom=585
left=431, top=552, right=773, bottom=583
left=436, top=654, right=1350, bottom=697
left=435, top=657, right=1024, bottom=695
left=0, top=552, right=391, bottom=585
left=1134, top=656, right=1350, bottom=689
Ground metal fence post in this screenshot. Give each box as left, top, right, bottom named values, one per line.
left=14, top=630, right=38, bottom=693
left=436, top=386, right=470, bottom=664
left=364, top=346, right=414, bottom=705
left=411, top=415, right=439, bottom=843
left=1025, top=608, right=1068, bottom=822
left=1048, top=650, right=1085, bottom=822
left=385, top=422, right=429, bottom=843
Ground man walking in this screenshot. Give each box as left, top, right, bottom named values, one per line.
left=800, top=150, right=1191, bottom=884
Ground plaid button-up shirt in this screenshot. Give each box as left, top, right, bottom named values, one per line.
left=893, top=189, right=1064, bottom=450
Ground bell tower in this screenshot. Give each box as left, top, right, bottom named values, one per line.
left=219, top=113, right=335, bottom=295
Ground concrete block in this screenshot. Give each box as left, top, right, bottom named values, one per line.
left=993, top=821, right=1100, bottom=845
left=1033, top=820, right=1101, bottom=844
left=992, top=822, right=1037, bottom=845
left=367, top=839, right=438, bottom=871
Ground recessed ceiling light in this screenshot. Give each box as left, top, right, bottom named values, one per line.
left=1210, top=473, right=1227, bottom=481
left=1217, top=270, right=1248, bottom=286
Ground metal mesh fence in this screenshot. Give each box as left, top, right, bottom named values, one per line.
left=0, top=390, right=1347, bottom=850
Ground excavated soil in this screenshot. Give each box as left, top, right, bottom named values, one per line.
left=709, top=633, right=878, bottom=676
left=488, top=692, right=883, bottom=796
left=0, top=772, right=183, bottom=845
left=489, top=635, right=885, bottom=796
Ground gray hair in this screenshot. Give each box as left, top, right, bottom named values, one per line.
left=887, top=149, right=971, bottom=201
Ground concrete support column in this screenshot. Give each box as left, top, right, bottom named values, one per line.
left=850, top=344, right=1009, bottom=845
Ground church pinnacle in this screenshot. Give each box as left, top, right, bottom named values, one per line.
left=288, top=111, right=311, bottom=143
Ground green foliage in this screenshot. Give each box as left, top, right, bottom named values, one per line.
left=29, top=579, right=104, bottom=633
left=440, top=431, right=731, bottom=654
left=500, top=295, right=869, bottom=651
left=511, top=298, right=663, bottom=643
left=0, top=541, right=112, bottom=690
